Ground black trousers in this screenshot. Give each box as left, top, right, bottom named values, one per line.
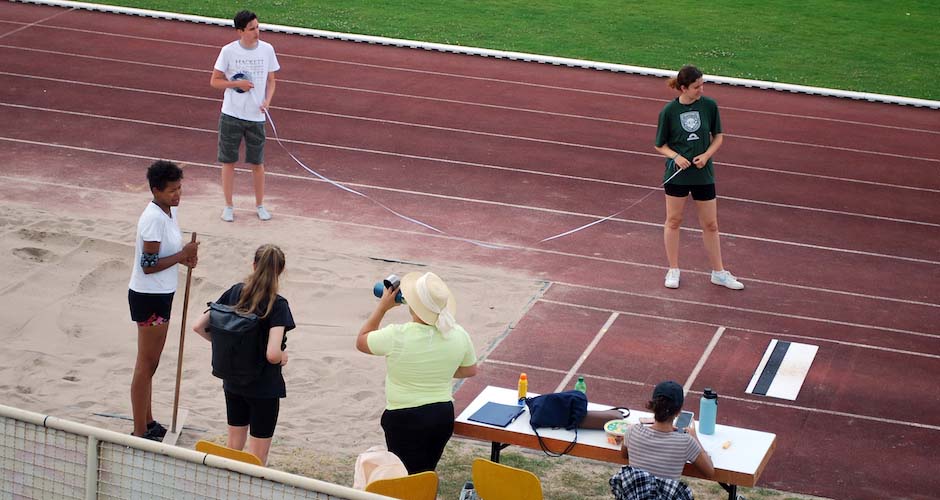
left=380, top=401, right=454, bottom=474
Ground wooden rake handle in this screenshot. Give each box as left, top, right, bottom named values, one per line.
left=171, top=232, right=197, bottom=434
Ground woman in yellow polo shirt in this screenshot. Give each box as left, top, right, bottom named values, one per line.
left=356, top=271, right=478, bottom=473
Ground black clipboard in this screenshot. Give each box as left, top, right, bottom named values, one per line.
left=468, top=402, right=526, bottom=427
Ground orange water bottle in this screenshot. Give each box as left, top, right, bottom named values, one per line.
left=517, top=373, right=528, bottom=406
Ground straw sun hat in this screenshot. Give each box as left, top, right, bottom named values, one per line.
left=400, top=272, right=457, bottom=333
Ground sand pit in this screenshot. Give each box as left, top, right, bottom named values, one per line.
left=0, top=177, right=544, bottom=460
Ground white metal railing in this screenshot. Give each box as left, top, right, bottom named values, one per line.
left=0, top=404, right=388, bottom=500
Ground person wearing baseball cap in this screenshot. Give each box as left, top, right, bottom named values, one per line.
left=355, top=271, right=478, bottom=474
left=619, top=381, right=714, bottom=481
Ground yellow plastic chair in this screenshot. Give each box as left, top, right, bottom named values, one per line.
left=364, top=471, right=438, bottom=500
left=472, top=458, right=543, bottom=500
left=195, top=440, right=263, bottom=466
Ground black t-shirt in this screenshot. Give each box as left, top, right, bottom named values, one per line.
left=215, top=283, right=295, bottom=398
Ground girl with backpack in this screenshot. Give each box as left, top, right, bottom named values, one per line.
left=193, top=244, right=294, bottom=465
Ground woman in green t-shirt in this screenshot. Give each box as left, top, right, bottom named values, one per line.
left=356, top=271, right=478, bottom=473
left=654, top=65, right=744, bottom=291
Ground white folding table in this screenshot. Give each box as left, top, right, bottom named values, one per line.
left=455, top=386, right=776, bottom=500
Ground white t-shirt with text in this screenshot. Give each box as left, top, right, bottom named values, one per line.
left=214, top=40, right=280, bottom=122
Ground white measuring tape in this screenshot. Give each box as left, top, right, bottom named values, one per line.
left=539, top=164, right=684, bottom=243
left=252, top=89, right=683, bottom=248
left=252, top=89, right=506, bottom=249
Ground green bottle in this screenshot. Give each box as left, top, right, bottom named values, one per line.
left=574, top=376, right=587, bottom=394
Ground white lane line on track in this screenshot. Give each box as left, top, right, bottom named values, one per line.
left=272, top=56, right=940, bottom=141
left=485, top=359, right=940, bottom=430
left=244, top=80, right=940, bottom=166
left=35, top=63, right=940, bottom=203
left=540, top=285, right=940, bottom=337
left=712, top=393, right=940, bottom=432
left=3, top=41, right=940, bottom=157
left=535, top=299, right=940, bottom=359
left=683, top=327, right=725, bottom=395
left=0, top=6, right=73, bottom=40
left=715, top=159, right=939, bottom=193
left=553, top=275, right=939, bottom=310
left=2, top=128, right=939, bottom=268
left=718, top=196, right=940, bottom=228
left=554, top=312, right=619, bottom=393
left=2, top=157, right=938, bottom=312
left=0, top=67, right=644, bottom=127
left=1, top=21, right=938, bottom=135
left=485, top=359, right=572, bottom=376
left=5, top=71, right=940, bottom=204
left=6, top=71, right=940, bottom=189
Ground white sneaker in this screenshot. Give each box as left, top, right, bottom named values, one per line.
left=711, top=270, right=744, bottom=290
left=664, top=268, right=680, bottom=289
left=221, top=206, right=234, bottom=222
left=257, top=206, right=272, bottom=221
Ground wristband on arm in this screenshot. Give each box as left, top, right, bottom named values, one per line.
left=141, top=252, right=159, bottom=268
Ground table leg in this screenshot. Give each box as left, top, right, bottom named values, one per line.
left=490, top=442, right=510, bottom=462
left=719, top=482, right=738, bottom=500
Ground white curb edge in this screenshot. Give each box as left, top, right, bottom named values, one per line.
left=11, top=0, right=940, bottom=109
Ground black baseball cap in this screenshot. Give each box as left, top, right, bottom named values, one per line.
left=652, top=380, right=684, bottom=410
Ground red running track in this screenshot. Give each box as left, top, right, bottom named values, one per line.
left=2, top=3, right=939, bottom=499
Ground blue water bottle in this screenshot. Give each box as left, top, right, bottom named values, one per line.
left=699, top=388, right=718, bottom=435
left=373, top=274, right=404, bottom=304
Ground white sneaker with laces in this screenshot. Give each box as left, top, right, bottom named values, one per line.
left=257, top=206, right=272, bottom=221
left=221, top=206, right=234, bottom=222
left=711, top=270, right=744, bottom=290
left=664, top=268, right=680, bottom=289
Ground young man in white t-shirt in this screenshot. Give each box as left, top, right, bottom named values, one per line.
left=210, top=10, right=280, bottom=222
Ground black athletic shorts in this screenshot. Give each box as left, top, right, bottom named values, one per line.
left=128, top=289, right=174, bottom=325
left=225, top=391, right=280, bottom=439
left=664, top=182, right=716, bottom=201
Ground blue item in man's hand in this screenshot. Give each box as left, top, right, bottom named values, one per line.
left=231, top=72, right=249, bottom=93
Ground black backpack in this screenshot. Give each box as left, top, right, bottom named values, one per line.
left=208, top=301, right=265, bottom=384
left=525, top=390, right=588, bottom=457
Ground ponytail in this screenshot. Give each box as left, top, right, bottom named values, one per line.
left=234, top=244, right=285, bottom=318
left=667, top=65, right=704, bottom=91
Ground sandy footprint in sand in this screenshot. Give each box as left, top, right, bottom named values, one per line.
left=74, top=258, right=127, bottom=295
left=33, top=216, right=135, bottom=243
left=15, top=227, right=82, bottom=247
left=0, top=228, right=85, bottom=289
left=12, top=246, right=55, bottom=262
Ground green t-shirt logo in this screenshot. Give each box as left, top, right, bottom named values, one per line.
left=680, top=111, right=701, bottom=132
left=655, top=96, right=722, bottom=185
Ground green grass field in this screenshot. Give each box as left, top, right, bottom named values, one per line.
left=86, top=0, right=938, bottom=101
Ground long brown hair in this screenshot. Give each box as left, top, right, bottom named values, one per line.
left=234, top=244, right=285, bottom=318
